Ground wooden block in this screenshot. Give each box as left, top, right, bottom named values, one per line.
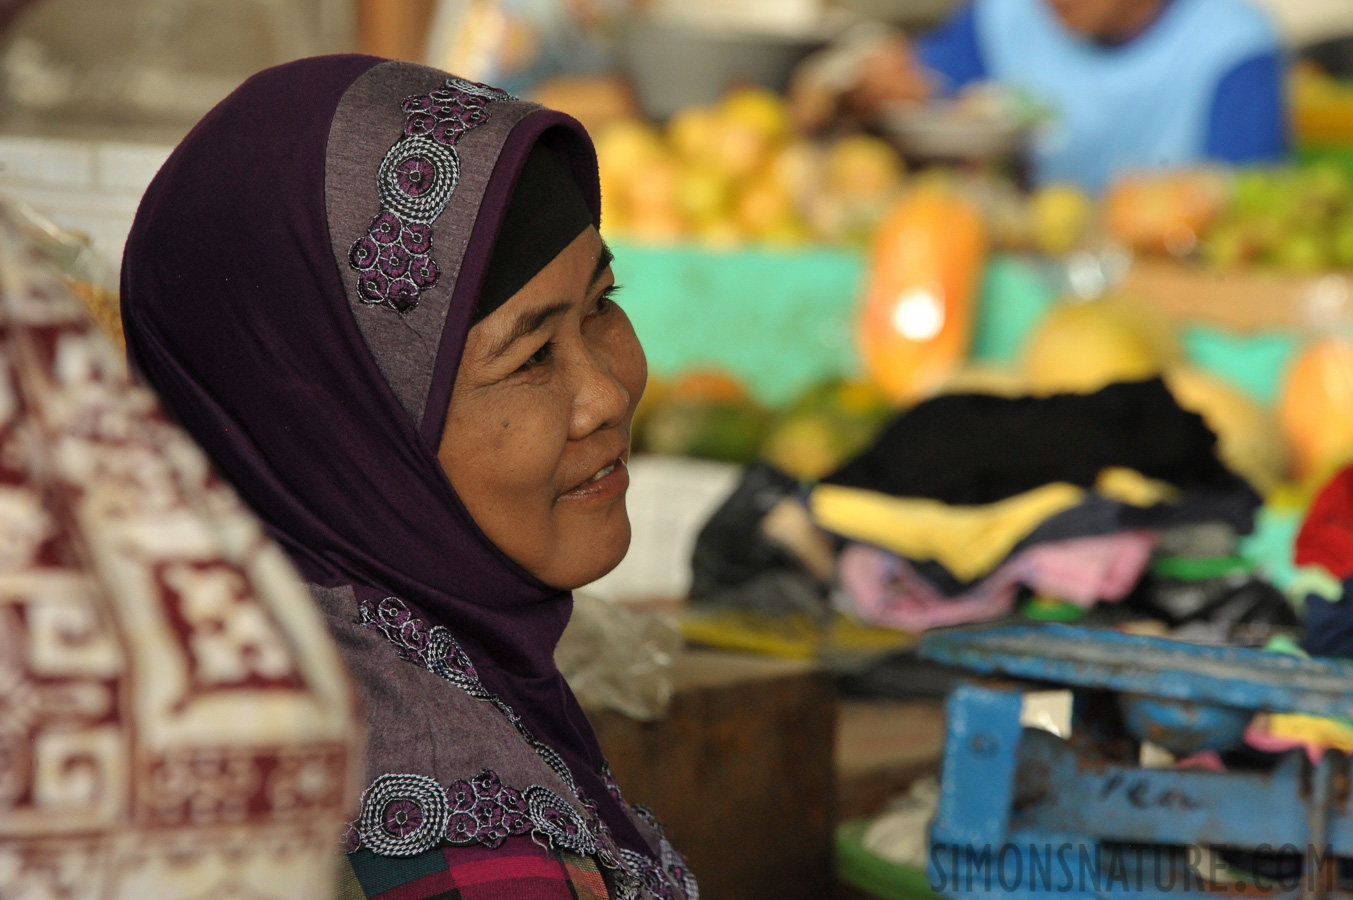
left=587, top=650, right=836, bottom=900
left=835, top=699, right=946, bottom=822
left=1121, top=258, right=1335, bottom=332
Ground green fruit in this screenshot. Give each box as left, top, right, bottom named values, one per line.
left=1201, top=222, right=1249, bottom=270
left=761, top=407, right=889, bottom=480
left=1268, top=232, right=1330, bottom=273
left=1335, top=218, right=1353, bottom=267
left=642, top=400, right=767, bottom=463
left=1231, top=170, right=1281, bottom=217
left=761, top=415, right=849, bottom=479
left=785, top=376, right=892, bottom=422
left=1299, top=161, right=1352, bottom=207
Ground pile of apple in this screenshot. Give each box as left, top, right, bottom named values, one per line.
left=595, top=87, right=906, bottom=248
left=1104, top=164, right=1353, bottom=273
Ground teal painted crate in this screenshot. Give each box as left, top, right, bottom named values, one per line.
left=610, top=241, right=1302, bottom=408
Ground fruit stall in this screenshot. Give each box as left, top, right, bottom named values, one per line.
left=590, top=79, right=1353, bottom=490
left=561, top=72, right=1353, bottom=900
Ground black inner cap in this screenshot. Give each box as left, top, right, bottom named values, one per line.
left=474, top=143, right=594, bottom=323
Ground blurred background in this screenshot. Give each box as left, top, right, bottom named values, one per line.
left=9, top=2, right=1353, bottom=899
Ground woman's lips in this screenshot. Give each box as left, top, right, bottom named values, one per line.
left=559, top=457, right=629, bottom=501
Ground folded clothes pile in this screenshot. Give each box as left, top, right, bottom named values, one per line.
left=813, top=378, right=1262, bottom=631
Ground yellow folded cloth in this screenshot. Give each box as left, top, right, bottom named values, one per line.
left=809, top=468, right=1180, bottom=581
left=811, top=482, right=1086, bottom=581
left=1258, top=712, right=1353, bottom=753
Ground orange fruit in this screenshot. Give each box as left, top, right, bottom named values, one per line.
left=1278, top=338, right=1353, bottom=480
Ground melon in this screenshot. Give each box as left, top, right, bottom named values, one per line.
left=1025, top=298, right=1180, bottom=395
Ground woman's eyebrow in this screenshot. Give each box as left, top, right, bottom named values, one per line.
left=485, top=301, right=573, bottom=361
left=590, top=242, right=614, bottom=287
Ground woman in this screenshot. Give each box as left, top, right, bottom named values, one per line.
left=120, top=55, right=696, bottom=900
left=813, top=0, right=1285, bottom=191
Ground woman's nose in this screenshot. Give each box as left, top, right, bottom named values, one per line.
left=568, top=343, right=631, bottom=439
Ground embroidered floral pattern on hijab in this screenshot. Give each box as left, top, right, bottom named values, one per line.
left=351, top=596, right=700, bottom=899
left=349, top=77, right=515, bottom=313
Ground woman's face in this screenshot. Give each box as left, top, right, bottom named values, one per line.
left=438, top=226, right=645, bottom=590
left=1046, top=0, right=1163, bottom=38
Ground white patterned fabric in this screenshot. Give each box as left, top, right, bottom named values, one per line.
left=0, top=202, right=363, bottom=899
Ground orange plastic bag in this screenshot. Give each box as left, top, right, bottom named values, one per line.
left=857, top=186, right=987, bottom=403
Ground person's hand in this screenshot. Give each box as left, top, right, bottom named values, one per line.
left=847, top=37, right=933, bottom=112
left=790, top=33, right=933, bottom=133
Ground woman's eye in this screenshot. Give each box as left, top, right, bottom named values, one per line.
left=520, top=341, right=554, bottom=371
left=590, top=284, right=623, bottom=317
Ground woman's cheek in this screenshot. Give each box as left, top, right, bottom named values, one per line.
left=491, top=388, right=571, bottom=494
left=599, top=313, right=646, bottom=414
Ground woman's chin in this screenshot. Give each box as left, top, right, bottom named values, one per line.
left=546, top=519, right=632, bottom=591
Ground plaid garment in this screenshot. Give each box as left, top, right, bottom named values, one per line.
left=334, top=835, right=611, bottom=900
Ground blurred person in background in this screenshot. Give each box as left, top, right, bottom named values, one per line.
left=803, top=0, right=1287, bottom=191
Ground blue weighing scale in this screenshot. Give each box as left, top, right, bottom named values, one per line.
left=919, top=624, right=1353, bottom=900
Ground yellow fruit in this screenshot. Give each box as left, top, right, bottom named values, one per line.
left=759, top=217, right=814, bottom=248
left=598, top=168, right=628, bottom=235
left=633, top=371, right=668, bottom=443
left=831, top=380, right=895, bottom=417
left=1025, top=299, right=1175, bottom=394
left=763, top=378, right=894, bottom=479
left=768, top=140, right=822, bottom=200
left=667, top=106, right=723, bottom=162
left=670, top=367, right=752, bottom=404
left=626, top=155, right=681, bottom=216
left=1113, top=297, right=1183, bottom=367
left=825, top=134, right=904, bottom=198
left=761, top=416, right=846, bottom=480
left=1164, top=366, right=1289, bottom=492
left=719, top=86, right=791, bottom=144
left=695, top=218, right=745, bottom=250
left=937, top=365, right=1029, bottom=397
left=709, top=117, right=772, bottom=182
left=626, top=208, right=687, bottom=244
left=1106, top=170, right=1225, bottom=255
left=676, top=164, right=733, bottom=224
left=735, top=176, right=796, bottom=236
left=1031, top=183, right=1093, bottom=256
left=594, top=119, right=664, bottom=181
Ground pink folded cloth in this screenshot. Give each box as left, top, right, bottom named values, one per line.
left=1174, top=750, right=1226, bottom=771
left=837, top=530, right=1160, bottom=632
left=1017, top=531, right=1159, bottom=607
left=838, top=543, right=1018, bottom=632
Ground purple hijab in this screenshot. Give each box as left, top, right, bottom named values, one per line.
left=119, top=56, right=677, bottom=884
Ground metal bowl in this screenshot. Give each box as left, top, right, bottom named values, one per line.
left=879, top=101, right=1028, bottom=161
left=1117, top=692, right=1254, bottom=756
left=616, top=17, right=828, bottom=121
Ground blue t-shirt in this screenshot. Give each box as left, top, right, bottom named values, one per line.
left=915, top=0, right=1287, bottom=189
